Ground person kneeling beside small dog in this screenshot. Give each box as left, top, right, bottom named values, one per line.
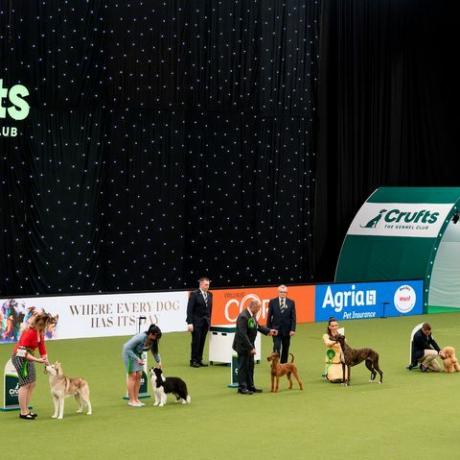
left=407, top=323, right=445, bottom=372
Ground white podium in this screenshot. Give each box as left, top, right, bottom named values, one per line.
left=209, top=325, right=261, bottom=364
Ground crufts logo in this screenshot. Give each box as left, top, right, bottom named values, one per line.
left=393, top=285, right=416, bottom=314
left=361, top=209, right=439, bottom=228
left=0, top=78, right=31, bottom=138
left=8, top=382, right=19, bottom=397
left=360, top=209, right=387, bottom=228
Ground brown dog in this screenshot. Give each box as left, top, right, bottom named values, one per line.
left=440, top=346, right=460, bottom=373
left=267, top=352, right=303, bottom=392
left=335, top=335, right=383, bottom=386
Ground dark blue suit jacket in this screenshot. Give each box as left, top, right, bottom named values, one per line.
left=232, top=309, right=270, bottom=354
left=186, top=290, right=213, bottom=327
left=266, top=297, right=296, bottom=336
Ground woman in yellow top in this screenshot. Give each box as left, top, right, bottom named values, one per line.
left=322, top=317, right=347, bottom=383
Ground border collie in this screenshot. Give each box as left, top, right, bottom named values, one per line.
left=150, top=367, right=191, bottom=407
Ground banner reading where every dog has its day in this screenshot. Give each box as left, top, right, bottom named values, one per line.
left=0, top=286, right=316, bottom=343
left=0, top=291, right=189, bottom=343
left=211, top=285, right=315, bottom=326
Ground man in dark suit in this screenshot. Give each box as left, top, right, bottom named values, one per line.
left=186, top=277, right=213, bottom=367
left=232, top=299, right=277, bottom=394
left=267, top=285, right=296, bottom=363
left=407, top=322, right=445, bottom=372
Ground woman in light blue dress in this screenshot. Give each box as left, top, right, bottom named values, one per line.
left=122, top=324, right=162, bottom=407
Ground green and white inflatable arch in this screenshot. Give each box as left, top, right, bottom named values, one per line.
left=335, top=187, right=460, bottom=312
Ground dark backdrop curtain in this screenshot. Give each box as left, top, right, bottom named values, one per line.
left=314, top=0, right=460, bottom=280
left=0, top=1, right=320, bottom=295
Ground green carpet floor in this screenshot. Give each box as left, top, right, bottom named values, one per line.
left=1, top=312, right=460, bottom=460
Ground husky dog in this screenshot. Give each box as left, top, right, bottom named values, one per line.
left=150, top=367, right=191, bottom=407
left=45, top=362, right=92, bottom=419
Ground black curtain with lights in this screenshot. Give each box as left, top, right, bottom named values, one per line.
left=0, top=1, right=320, bottom=295
left=314, top=0, right=460, bottom=280
left=3, top=1, right=459, bottom=296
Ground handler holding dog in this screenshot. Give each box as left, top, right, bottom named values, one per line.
left=122, top=324, right=162, bottom=407
left=232, top=299, right=277, bottom=394
left=408, top=322, right=445, bottom=372
left=322, top=317, right=347, bottom=383
left=11, top=311, right=53, bottom=420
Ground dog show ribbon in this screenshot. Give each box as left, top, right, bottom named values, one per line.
left=323, top=349, right=336, bottom=378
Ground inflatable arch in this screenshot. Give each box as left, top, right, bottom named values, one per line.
left=335, top=187, right=460, bottom=312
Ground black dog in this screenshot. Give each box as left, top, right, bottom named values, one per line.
left=150, top=367, right=191, bottom=406
left=335, top=335, right=383, bottom=386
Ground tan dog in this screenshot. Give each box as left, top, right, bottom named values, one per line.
left=440, top=346, right=460, bottom=373
left=45, top=362, right=92, bottom=419
left=267, top=352, right=303, bottom=392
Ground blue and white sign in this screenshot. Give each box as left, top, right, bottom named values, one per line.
left=315, top=280, right=423, bottom=322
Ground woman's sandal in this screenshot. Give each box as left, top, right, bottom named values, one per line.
left=19, top=413, right=35, bottom=420
left=28, top=412, right=38, bottom=418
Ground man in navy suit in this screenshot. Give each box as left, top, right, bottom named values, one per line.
left=267, top=285, right=296, bottom=363
left=186, top=277, right=213, bottom=367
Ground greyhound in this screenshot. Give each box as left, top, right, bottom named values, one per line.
left=335, top=334, right=383, bottom=385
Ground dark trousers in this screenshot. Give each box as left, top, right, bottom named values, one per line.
left=237, top=352, right=255, bottom=390
left=272, top=335, right=291, bottom=363
left=190, top=322, right=209, bottom=364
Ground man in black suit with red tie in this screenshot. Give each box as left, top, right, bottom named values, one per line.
left=232, top=299, right=277, bottom=394
left=186, top=277, right=213, bottom=367
left=267, top=285, right=296, bottom=363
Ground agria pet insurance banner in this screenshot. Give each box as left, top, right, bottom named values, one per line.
left=315, top=280, right=424, bottom=321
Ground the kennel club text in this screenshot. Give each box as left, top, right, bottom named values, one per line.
left=322, top=285, right=377, bottom=318
left=69, top=301, right=179, bottom=328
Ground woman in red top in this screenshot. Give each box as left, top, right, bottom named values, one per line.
left=12, top=311, right=54, bottom=420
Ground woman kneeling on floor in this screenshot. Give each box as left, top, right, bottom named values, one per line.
left=322, top=317, right=347, bottom=383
